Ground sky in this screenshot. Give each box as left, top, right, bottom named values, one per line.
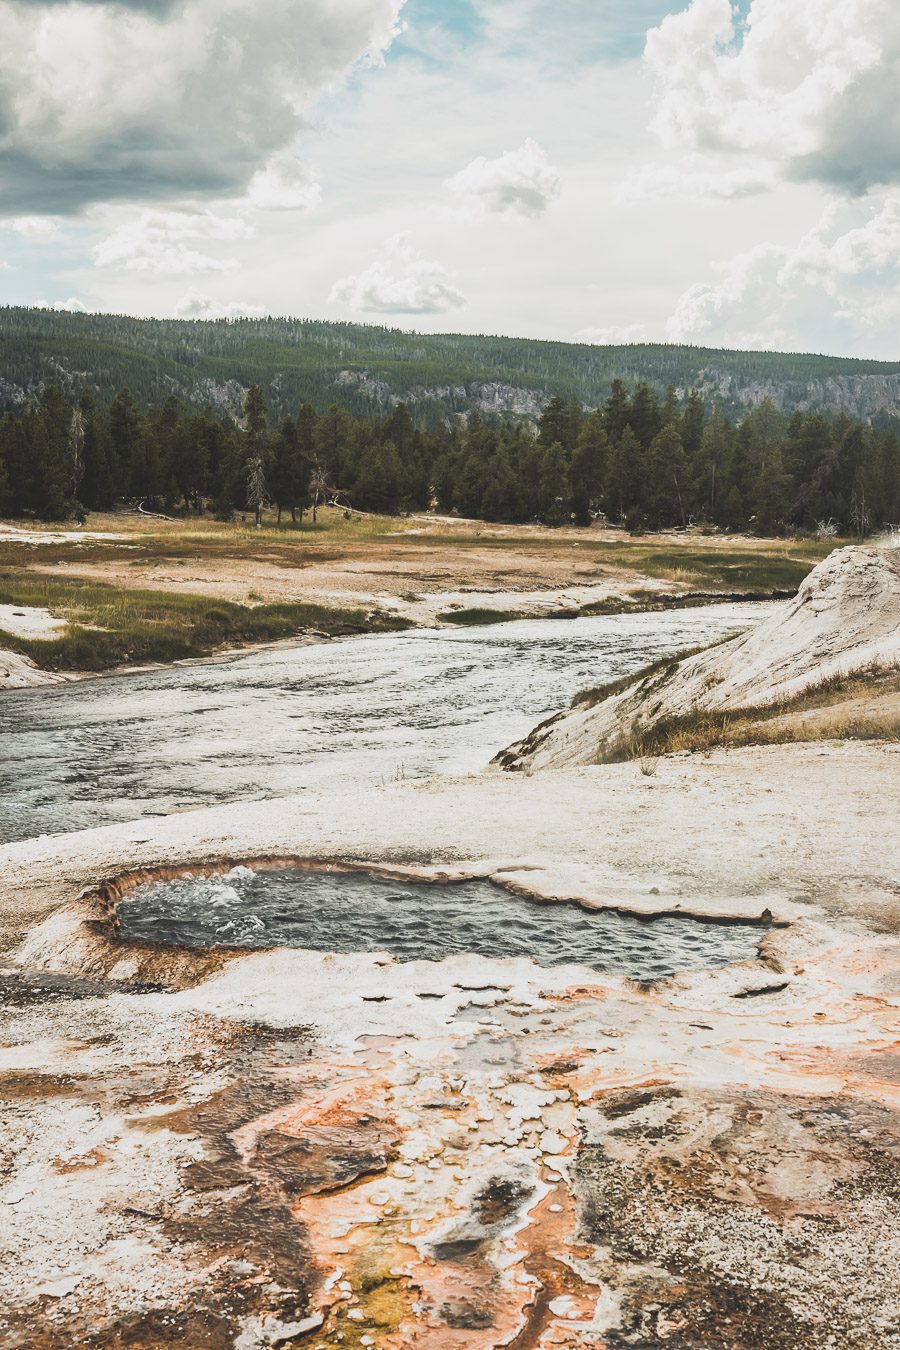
left=0, top=0, right=898, bottom=358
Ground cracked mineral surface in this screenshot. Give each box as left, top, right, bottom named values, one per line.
left=0, top=546, right=898, bottom=1348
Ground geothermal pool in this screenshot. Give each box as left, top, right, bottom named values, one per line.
left=116, top=867, right=767, bottom=980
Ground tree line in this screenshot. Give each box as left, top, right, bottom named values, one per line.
left=0, top=378, right=897, bottom=536
left=4, top=306, right=899, bottom=427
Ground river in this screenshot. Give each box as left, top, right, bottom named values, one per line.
left=0, top=602, right=774, bottom=845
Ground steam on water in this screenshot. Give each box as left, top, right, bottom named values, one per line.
left=117, top=867, right=767, bottom=981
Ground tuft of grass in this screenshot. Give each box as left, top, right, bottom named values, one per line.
left=438, top=607, right=524, bottom=626
left=612, top=665, right=900, bottom=761
left=0, top=573, right=411, bottom=672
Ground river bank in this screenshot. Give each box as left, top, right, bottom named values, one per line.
left=0, top=511, right=832, bottom=682
left=0, top=602, right=774, bottom=844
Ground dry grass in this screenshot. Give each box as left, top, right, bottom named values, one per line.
left=0, top=572, right=411, bottom=671
left=570, top=636, right=736, bottom=710
left=0, top=513, right=837, bottom=590
left=0, top=512, right=842, bottom=673
left=618, top=666, right=900, bottom=760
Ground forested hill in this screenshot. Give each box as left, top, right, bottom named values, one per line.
left=1, top=307, right=899, bottom=426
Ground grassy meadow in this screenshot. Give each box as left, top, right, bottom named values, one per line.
left=0, top=509, right=843, bottom=673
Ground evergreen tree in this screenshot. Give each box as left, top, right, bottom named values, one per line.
left=79, top=390, right=117, bottom=511
left=0, top=435, right=10, bottom=516
left=0, top=377, right=894, bottom=538
left=33, top=386, right=71, bottom=519
left=537, top=396, right=569, bottom=448
left=645, top=425, right=688, bottom=529
left=480, top=449, right=521, bottom=522
left=243, top=384, right=270, bottom=526
left=315, top=404, right=352, bottom=484
left=627, top=383, right=662, bottom=450
left=537, top=442, right=569, bottom=524
left=692, top=405, right=730, bottom=522
left=569, top=413, right=607, bottom=525
left=603, top=379, right=630, bottom=442
left=752, top=441, right=791, bottom=534
left=108, top=387, right=140, bottom=494
left=354, top=441, right=402, bottom=514
left=661, top=385, right=680, bottom=428
left=271, top=417, right=311, bottom=523
left=173, top=414, right=210, bottom=512
left=680, top=390, right=706, bottom=458
left=604, top=426, right=643, bottom=522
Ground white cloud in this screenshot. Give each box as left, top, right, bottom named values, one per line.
left=0, top=0, right=405, bottom=213
left=642, top=0, right=900, bottom=197
left=92, top=210, right=252, bottom=275
left=666, top=195, right=900, bottom=356
left=329, top=233, right=466, bottom=314
left=577, top=323, right=647, bottom=345
left=246, top=153, right=322, bottom=213
left=620, top=157, right=776, bottom=203
left=174, top=290, right=266, bottom=320
left=34, top=296, right=87, bottom=312
left=2, top=216, right=61, bottom=239
left=446, top=139, right=561, bottom=218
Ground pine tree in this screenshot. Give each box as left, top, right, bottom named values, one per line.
left=569, top=413, right=607, bottom=525
left=627, top=383, right=662, bottom=451
left=680, top=390, right=706, bottom=458
left=108, top=387, right=140, bottom=495
left=480, top=449, right=520, bottom=522
left=33, top=386, right=71, bottom=519
left=537, top=442, right=569, bottom=525
left=243, top=385, right=270, bottom=526
left=0, top=436, right=11, bottom=516
left=604, top=426, right=643, bottom=522
left=384, top=403, right=414, bottom=459
left=604, top=379, right=630, bottom=442
left=354, top=441, right=402, bottom=514
left=661, top=385, right=680, bottom=428
left=752, top=442, right=791, bottom=534
left=79, top=390, right=117, bottom=512
left=271, top=417, right=311, bottom=523
left=645, top=426, right=688, bottom=529
left=174, top=415, right=211, bottom=513
left=692, top=405, right=729, bottom=521
left=0, top=415, right=32, bottom=514
left=537, top=396, right=569, bottom=449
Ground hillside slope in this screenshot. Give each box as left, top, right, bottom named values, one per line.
left=1, top=307, right=899, bottom=425
left=496, top=545, right=900, bottom=772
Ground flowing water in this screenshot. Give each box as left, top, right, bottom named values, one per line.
left=117, top=867, right=767, bottom=980
left=0, top=602, right=774, bottom=845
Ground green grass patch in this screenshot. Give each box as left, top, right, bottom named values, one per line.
left=632, top=547, right=829, bottom=592
left=438, top=607, right=524, bottom=626
left=0, top=573, right=411, bottom=672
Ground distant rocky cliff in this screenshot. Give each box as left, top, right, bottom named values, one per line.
left=334, top=370, right=547, bottom=417
left=334, top=366, right=900, bottom=422
left=1, top=307, right=898, bottom=423
left=687, top=370, right=900, bottom=419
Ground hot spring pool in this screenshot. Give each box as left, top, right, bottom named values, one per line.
left=116, top=867, right=767, bottom=981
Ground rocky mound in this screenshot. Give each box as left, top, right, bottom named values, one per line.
left=496, top=545, right=900, bottom=772
left=0, top=649, right=68, bottom=690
